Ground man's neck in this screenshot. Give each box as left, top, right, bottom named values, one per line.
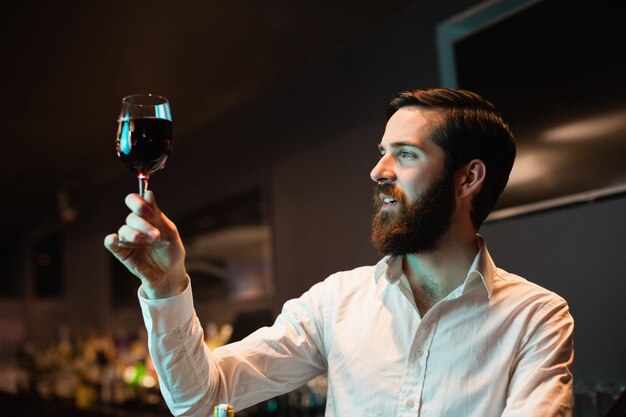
left=403, top=234, right=479, bottom=316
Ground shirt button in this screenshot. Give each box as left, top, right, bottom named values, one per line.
left=406, top=400, right=415, bottom=408
left=413, top=348, right=423, bottom=360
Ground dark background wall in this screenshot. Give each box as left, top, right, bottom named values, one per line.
left=1, top=0, right=624, bottom=395
left=482, top=196, right=626, bottom=384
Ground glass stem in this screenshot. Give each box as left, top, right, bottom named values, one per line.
left=138, top=175, right=149, bottom=198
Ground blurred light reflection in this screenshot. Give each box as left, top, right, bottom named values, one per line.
left=541, top=108, right=626, bottom=143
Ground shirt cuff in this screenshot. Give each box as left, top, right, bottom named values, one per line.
left=138, top=276, right=194, bottom=335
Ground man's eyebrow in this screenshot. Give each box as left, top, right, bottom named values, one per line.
left=378, top=141, right=426, bottom=152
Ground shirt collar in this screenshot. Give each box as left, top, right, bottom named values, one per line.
left=462, top=235, right=496, bottom=298
left=374, top=254, right=402, bottom=284
left=373, top=235, right=497, bottom=298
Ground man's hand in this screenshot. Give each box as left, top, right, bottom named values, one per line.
left=104, top=191, right=187, bottom=299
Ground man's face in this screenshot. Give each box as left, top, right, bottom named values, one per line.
left=370, top=107, right=457, bottom=255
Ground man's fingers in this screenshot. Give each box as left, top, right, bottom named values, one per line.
left=123, top=192, right=170, bottom=236
left=126, top=213, right=161, bottom=240
left=117, top=225, right=147, bottom=244
left=139, top=191, right=180, bottom=242
left=103, top=233, right=133, bottom=262
left=143, top=191, right=172, bottom=233
left=104, top=233, right=118, bottom=250
left=125, top=193, right=157, bottom=218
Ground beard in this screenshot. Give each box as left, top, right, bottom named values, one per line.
left=371, top=171, right=456, bottom=256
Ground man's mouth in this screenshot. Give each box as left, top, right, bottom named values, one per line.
left=380, top=194, right=398, bottom=206
left=375, top=183, right=402, bottom=211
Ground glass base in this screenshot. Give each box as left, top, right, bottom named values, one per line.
left=114, top=239, right=170, bottom=249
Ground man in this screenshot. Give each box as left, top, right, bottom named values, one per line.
left=105, top=88, right=574, bottom=416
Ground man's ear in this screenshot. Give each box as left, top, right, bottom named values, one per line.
left=456, top=159, right=486, bottom=199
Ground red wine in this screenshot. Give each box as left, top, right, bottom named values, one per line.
left=116, top=117, right=173, bottom=176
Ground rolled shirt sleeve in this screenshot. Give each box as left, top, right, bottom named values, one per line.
left=502, top=298, right=574, bottom=417
left=138, top=278, right=328, bottom=416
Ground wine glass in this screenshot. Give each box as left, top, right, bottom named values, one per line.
left=116, top=94, right=173, bottom=197
left=115, top=94, right=173, bottom=247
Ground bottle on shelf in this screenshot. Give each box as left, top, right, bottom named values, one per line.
left=214, top=403, right=234, bottom=417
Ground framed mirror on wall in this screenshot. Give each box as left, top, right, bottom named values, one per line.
left=110, top=186, right=273, bottom=310
left=437, top=0, right=626, bottom=221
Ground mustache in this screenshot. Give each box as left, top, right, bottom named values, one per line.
left=373, top=183, right=408, bottom=210
left=375, top=183, right=404, bottom=200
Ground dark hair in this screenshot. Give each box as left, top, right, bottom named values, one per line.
left=386, top=88, right=516, bottom=228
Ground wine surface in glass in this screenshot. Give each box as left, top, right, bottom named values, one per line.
left=116, top=117, right=173, bottom=177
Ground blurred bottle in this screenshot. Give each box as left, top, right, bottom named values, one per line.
left=214, top=403, right=234, bottom=417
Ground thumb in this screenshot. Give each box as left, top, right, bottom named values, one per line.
left=144, top=191, right=179, bottom=241
left=144, top=190, right=158, bottom=209
left=143, top=190, right=165, bottom=226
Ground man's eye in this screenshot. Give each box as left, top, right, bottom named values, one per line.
left=399, top=150, right=416, bottom=159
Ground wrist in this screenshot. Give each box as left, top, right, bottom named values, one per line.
left=142, top=273, right=189, bottom=300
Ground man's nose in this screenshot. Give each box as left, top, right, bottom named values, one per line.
left=370, top=154, right=396, bottom=184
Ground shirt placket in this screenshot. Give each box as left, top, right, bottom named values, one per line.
left=397, top=308, right=440, bottom=417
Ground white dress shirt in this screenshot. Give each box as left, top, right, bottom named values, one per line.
left=139, top=238, right=574, bottom=416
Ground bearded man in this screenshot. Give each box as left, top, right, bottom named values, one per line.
left=106, top=88, right=574, bottom=417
